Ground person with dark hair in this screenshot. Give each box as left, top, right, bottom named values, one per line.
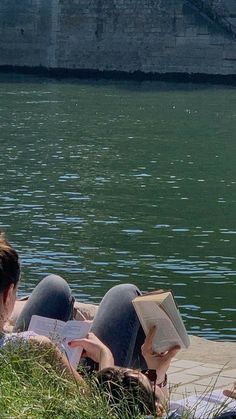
left=0, top=231, right=87, bottom=384
left=0, top=232, right=21, bottom=325
left=69, top=325, right=179, bottom=416
left=96, top=366, right=163, bottom=417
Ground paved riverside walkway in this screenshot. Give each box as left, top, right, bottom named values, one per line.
left=169, top=336, right=236, bottom=400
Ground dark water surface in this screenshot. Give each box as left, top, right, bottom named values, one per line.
left=0, top=73, right=235, bottom=341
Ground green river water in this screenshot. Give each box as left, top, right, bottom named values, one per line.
left=0, top=73, right=235, bottom=341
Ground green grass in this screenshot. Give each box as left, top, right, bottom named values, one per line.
left=0, top=343, right=234, bottom=419
left=0, top=342, right=149, bottom=419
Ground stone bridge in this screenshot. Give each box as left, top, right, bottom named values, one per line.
left=0, top=0, right=236, bottom=79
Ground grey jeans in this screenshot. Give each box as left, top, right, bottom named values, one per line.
left=14, top=274, right=74, bottom=332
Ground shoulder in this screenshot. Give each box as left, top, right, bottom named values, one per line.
left=29, top=334, right=52, bottom=346
left=0, top=331, right=39, bottom=351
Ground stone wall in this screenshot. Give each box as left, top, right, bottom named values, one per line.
left=0, top=0, right=236, bottom=76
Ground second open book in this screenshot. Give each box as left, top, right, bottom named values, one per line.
left=132, top=290, right=190, bottom=352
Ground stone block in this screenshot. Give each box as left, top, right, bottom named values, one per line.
left=196, top=375, right=234, bottom=388
left=169, top=372, right=199, bottom=385
left=170, top=382, right=209, bottom=400
left=220, top=368, right=236, bottom=378
left=169, top=365, right=185, bottom=374
left=223, top=48, right=236, bottom=60
left=172, top=359, right=204, bottom=369
left=74, top=301, right=98, bottom=321
left=184, top=366, right=223, bottom=377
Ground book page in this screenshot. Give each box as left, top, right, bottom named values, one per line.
left=161, top=294, right=190, bottom=347
left=133, top=301, right=184, bottom=352
left=28, top=315, right=92, bottom=368
left=170, top=389, right=236, bottom=418
left=61, top=320, right=92, bottom=369
left=28, top=315, right=66, bottom=341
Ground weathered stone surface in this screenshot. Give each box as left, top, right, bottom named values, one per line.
left=176, top=335, right=236, bottom=368
left=0, top=0, right=236, bottom=75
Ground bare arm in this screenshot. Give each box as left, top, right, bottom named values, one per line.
left=141, top=326, right=180, bottom=398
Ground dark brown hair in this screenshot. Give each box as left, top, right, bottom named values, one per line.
left=96, top=366, right=157, bottom=416
left=0, top=232, right=20, bottom=293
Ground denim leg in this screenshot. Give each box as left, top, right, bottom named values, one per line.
left=14, top=274, right=74, bottom=332
left=91, top=283, right=146, bottom=368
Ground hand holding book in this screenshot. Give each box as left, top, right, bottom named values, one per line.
left=69, top=332, right=115, bottom=371
left=28, top=315, right=92, bottom=368
left=141, top=325, right=180, bottom=383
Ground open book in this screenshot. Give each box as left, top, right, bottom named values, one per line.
left=132, top=290, right=190, bottom=353
left=28, top=315, right=91, bottom=369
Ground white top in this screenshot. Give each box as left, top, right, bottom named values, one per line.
left=0, top=331, right=37, bottom=347
left=169, top=389, right=236, bottom=418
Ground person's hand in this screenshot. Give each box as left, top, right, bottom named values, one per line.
left=223, top=382, right=236, bottom=399
left=68, top=332, right=114, bottom=370
left=141, top=326, right=180, bottom=380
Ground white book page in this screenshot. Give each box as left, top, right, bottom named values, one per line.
left=134, top=301, right=183, bottom=352
left=28, top=315, right=92, bottom=368
left=170, top=389, right=236, bottom=418
left=61, top=320, right=92, bottom=369
left=28, top=315, right=65, bottom=341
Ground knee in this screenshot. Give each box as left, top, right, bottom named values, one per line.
left=39, top=274, right=71, bottom=295
left=108, top=283, right=141, bottom=299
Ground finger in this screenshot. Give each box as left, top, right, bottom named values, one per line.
left=147, top=325, right=156, bottom=340
left=223, top=389, right=236, bottom=399
left=142, top=326, right=156, bottom=350
left=68, top=338, right=89, bottom=348
left=155, top=345, right=180, bottom=356
left=157, top=345, right=180, bottom=360
left=87, top=332, right=94, bottom=339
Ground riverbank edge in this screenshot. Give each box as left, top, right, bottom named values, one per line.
left=1, top=65, right=236, bottom=85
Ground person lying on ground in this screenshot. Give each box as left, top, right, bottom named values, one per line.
left=70, top=326, right=179, bottom=417
left=70, top=330, right=236, bottom=418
